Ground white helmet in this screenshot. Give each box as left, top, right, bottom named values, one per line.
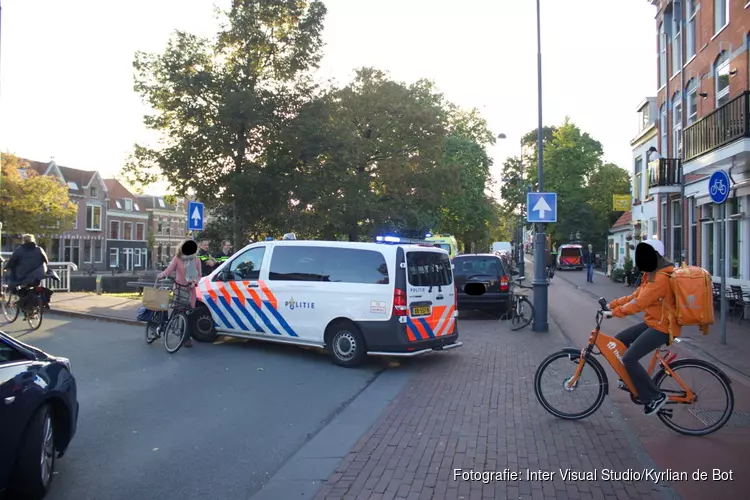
left=282, top=232, right=296, bottom=240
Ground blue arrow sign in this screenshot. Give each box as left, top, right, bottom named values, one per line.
left=187, top=201, right=205, bottom=231
left=708, top=170, right=730, bottom=204
left=526, top=192, right=557, bottom=223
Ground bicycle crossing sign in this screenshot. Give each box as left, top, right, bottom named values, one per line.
left=708, top=170, right=730, bottom=204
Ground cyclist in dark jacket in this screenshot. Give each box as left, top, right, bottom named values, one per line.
left=6, top=234, right=48, bottom=290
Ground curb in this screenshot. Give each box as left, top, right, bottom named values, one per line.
left=48, top=308, right=141, bottom=327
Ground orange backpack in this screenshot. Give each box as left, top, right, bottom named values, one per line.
left=661, top=264, right=714, bottom=338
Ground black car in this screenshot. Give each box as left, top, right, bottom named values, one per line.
left=452, top=253, right=512, bottom=316
left=0, top=331, right=78, bottom=500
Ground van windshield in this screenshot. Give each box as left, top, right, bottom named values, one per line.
left=406, top=251, right=453, bottom=287
left=432, top=243, right=451, bottom=252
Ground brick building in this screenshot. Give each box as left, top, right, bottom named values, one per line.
left=104, top=179, right=149, bottom=272
left=136, top=195, right=188, bottom=268
left=647, top=0, right=750, bottom=285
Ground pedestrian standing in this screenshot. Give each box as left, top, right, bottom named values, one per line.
left=157, top=239, right=202, bottom=348
left=197, top=239, right=216, bottom=276
left=214, top=240, right=233, bottom=267
left=584, top=244, right=596, bottom=283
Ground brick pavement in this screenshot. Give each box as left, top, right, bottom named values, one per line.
left=313, top=313, right=676, bottom=500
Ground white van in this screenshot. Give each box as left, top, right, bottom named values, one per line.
left=189, top=240, right=462, bottom=367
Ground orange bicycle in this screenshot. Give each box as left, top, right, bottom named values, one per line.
left=534, top=297, right=734, bottom=436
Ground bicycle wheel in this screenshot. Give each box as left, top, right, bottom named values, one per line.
left=534, top=350, right=607, bottom=420
left=164, top=313, right=188, bottom=354
left=653, top=359, right=735, bottom=436
left=3, top=294, right=19, bottom=323
left=26, top=306, right=43, bottom=331
left=510, top=296, right=534, bottom=331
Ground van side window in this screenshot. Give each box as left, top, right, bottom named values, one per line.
left=323, top=248, right=389, bottom=284
left=269, top=246, right=325, bottom=281
left=228, top=246, right=265, bottom=281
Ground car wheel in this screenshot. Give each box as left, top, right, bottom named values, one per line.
left=327, top=321, right=367, bottom=368
left=10, top=404, right=56, bottom=500
left=191, top=305, right=217, bottom=342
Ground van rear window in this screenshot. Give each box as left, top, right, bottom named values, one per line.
left=406, top=252, right=452, bottom=286
left=560, top=248, right=581, bottom=257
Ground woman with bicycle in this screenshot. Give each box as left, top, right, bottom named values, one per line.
left=157, top=239, right=202, bottom=348
left=604, top=239, right=676, bottom=416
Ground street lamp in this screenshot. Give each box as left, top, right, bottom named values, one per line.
left=532, top=0, right=549, bottom=332
left=497, top=133, right=526, bottom=277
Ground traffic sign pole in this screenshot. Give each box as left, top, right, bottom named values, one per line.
left=708, top=170, right=730, bottom=345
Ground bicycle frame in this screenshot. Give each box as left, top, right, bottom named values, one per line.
left=567, top=314, right=696, bottom=404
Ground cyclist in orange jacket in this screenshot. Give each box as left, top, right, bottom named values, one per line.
left=605, top=239, right=678, bottom=416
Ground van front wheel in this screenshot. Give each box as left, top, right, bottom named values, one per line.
left=327, top=321, right=367, bottom=367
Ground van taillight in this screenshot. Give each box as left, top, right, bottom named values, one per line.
left=393, top=289, right=408, bottom=316
left=500, top=275, right=509, bottom=292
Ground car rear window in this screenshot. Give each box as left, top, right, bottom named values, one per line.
left=406, top=251, right=453, bottom=286
left=453, top=257, right=504, bottom=277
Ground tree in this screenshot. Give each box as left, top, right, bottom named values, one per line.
left=586, top=162, right=631, bottom=242
left=0, top=153, right=77, bottom=237
left=123, top=0, right=327, bottom=246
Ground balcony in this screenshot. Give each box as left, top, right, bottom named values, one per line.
left=647, top=158, right=681, bottom=188
left=683, top=91, right=750, bottom=163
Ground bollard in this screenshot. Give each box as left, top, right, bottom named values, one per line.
left=96, top=275, right=103, bottom=295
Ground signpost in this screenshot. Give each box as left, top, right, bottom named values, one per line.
left=708, top=170, right=730, bottom=345
left=187, top=201, right=205, bottom=237
left=613, top=194, right=631, bottom=211
left=527, top=192, right=557, bottom=332
left=526, top=193, right=557, bottom=224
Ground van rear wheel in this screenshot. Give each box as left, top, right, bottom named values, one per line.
left=327, top=321, right=367, bottom=367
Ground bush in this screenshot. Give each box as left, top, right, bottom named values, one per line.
left=611, top=268, right=626, bottom=283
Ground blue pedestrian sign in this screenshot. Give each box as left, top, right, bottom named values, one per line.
left=526, top=192, right=557, bottom=223
left=187, top=201, right=205, bottom=231
left=708, top=170, right=731, bottom=204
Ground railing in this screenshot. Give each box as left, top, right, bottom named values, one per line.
left=647, top=158, right=682, bottom=187
left=683, top=91, right=750, bottom=161
left=47, top=262, right=78, bottom=292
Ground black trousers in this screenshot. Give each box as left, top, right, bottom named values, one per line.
left=614, top=322, right=668, bottom=402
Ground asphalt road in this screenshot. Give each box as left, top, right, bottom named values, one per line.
left=2, top=315, right=383, bottom=500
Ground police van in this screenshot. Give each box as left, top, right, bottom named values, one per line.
left=189, top=240, right=462, bottom=367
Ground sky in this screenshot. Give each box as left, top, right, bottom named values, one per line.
left=0, top=0, right=657, bottom=196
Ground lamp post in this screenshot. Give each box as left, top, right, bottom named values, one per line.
left=532, top=0, right=548, bottom=332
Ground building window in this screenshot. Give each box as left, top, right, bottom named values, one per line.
left=671, top=199, right=682, bottom=262
left=640, top=106, right=650, bottom=131
left=672, top=11, right=681, bottom=76
left=157, top=220, right=163, bottom=235
left=659, top=23, right=667, bottom=87
left=109, top=220, right=120, bottom=240
left=714, top=0, right=728, bottom=34
left=124, top=199, right=133, bottom=211
left=716, top=52, right=731, bottom=107
left=109, top=248, right=119, bottom=267
left=689, top=198, right=697, bottom=266
left=72, top=201, right=78, bottom=229
left=661, top=202, right=668, bottom=243
left=135, top=249, right=142, bottom=268
left=86, top=205, right=102, bottom=231
left=729, top=197, right=740, bottom=278
left=136, top=223, right=145, bottom=241
left=686, top=79, right=698, bottom=125
left=90, top=186, right=97, bottom=197
left=123, top=222, right=133, bottom=240
left=686, top=0, right=696, bottom=60
left=94, top=239, right=103, bottom=263
left=634, top=156, right=643, bottom=203
left=672, top=93, right=682, bottom=158
left=83, top=240, right=92, bottom=264
left=650, top=218, right=658, bottom=240
left=660, top=104, right=668, bottom=156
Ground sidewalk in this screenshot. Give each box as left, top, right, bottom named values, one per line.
left=312, top=314, right=675, bottom=500
left=50, top=292, right=141, bottom=324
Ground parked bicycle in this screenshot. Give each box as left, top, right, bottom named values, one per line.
left=508, top=275, right=534, bottom=331
left=534, top=297, right=734, bottom=436
left=143, top=279, right=194, bottom=353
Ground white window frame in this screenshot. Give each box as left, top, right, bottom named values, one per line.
left=109, top=220, right=120, bottom=240
left=686, top=0, right=696, bottom=61
left=83, top=240, right=93, bottom=264
left=136, top=223, right=145, bottom=241
left=660, top=104, right=668, bottom=156
left=716, top=56, right=731, bottom=107
left=650, top=218, right=658, bottom=240
left=135, top=249, right=142, bottom=268
left=95, top=239, right=104, bottom=263
left=661, top=201, right=668, bottom=243
left=714, top=0, right=729, bottom=35
left=672, top=11, right=682, bottom=76
left=157, top=219, right=163, bottom=235
left=659, top=23, right=667, bottom=87
left=671, top=199, right=682, bottom=261
left=109, top=248, right=119, bottom=268
left=634, top=156, right=643, bottom=203
left=123, top=222, right=133, bottom=241
left=86, top=204, right=102, bottom=231
left=672, top=93, right=682, bottom=158
left=124, top=199, right=133, bottom=211
left=90, top=186, right=97, bottom=197
left=686, top=79, right=698, bottom=125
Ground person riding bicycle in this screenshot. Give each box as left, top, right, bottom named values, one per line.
left=158, top=239, right=202, bottom=348
left=605, top=239, right=677, bottom=416
left=5, top=234, right=48, bottom=292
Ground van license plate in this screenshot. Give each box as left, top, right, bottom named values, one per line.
left=411, top=306, right=431, bottom=316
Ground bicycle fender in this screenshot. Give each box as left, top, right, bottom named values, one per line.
left=653, top=358, right=732, bottom=387
left=558, top=348, right=610, bottom=395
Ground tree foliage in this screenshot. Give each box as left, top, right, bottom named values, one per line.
left=0, top=153, right=77, bottom=237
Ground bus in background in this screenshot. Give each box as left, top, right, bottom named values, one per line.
left=425, top=234, right=459, bottom=259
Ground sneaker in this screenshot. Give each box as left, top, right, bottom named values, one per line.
left=644, top=393, right=667, bottom=416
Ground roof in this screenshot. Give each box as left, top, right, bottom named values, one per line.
left=612, top=211, right=632, bottom=229
left=104, top=179, right=143, bottom=212
left=136, top=195, right=184, bottom=212
left=18, top=158, right=99, bottom=196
